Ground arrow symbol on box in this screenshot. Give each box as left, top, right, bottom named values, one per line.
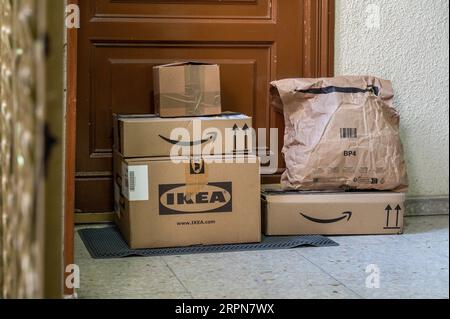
left=385, top=205, right=392, bottom=227
left=242, top=124, right=250, bottom=151
left=232, top=123, right=251, bottom=153
left=395, top=204, right=402, bottom=227
left=232, top=124, right=239, bottom=151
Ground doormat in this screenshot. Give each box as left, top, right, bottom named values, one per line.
left=78, top=227, right=339, bottom=259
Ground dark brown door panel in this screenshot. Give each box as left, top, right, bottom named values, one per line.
left=93, top=0, right=272, bottom=19
left=76, top=0, right=334, bottom=214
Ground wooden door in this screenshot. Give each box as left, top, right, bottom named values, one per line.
left=75, top=0, right=334, bottom=217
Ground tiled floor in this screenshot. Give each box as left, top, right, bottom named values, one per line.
left=75, top=216, right=449, bottom=299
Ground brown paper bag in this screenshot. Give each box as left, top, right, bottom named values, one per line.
left=271, top=76, right=408, bottom=192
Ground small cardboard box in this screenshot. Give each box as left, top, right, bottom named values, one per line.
left=153, top=62, right=222, bottom=118
left=114, top=153, right=261, bottom=249
left=262, top=185, right=405, bottom=236
left=113, top=113, right=252, bottom=158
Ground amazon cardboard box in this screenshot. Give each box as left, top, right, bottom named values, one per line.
left=261, top=185, right=405, bottom=236
left=154, top=62, right=222, bottom=117
left=114, top=153, right=261, bottom=249
left=113, top=113, right=252, bottom=158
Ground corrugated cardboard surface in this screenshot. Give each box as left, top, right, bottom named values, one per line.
left=113, top=113, right=252, bottom=158
left=262, top=185, right=405, bottom=236
left=154, top=62, right=222, bottom=117
left=114, top=153, right=261, bottom=249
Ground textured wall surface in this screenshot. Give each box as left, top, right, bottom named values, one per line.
left=0, top=0, right=46, bottom=299
left=335, top=0, right=449, bottom=197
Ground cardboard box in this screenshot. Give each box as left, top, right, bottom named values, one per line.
left=113, top=113, right=252, bottom=158
left=114, top=153, right=261, bottom=249
left=154, top=62, right=222, bottom=117
left=262, top=185, right=405, bottom=236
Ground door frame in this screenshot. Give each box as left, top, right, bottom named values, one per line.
left=302, top=0, right=335, bottom=78
left=64, top=0, right=335, bottom=276
left=65, top=0, right=78, bottom=297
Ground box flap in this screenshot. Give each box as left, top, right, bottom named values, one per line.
left=262, top=184, right=406, bottom=203
left=125, top=154, right=259, bottom=163
left=117, top=112, right=249, bottom=123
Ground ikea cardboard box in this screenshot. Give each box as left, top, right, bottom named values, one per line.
left=113, top=113, right=252, bottom=158
left=153, top=62, right=222, bottom=118
left=261, top=185, right=405, bottom=236
left=114, top=153, right=261, bottom=249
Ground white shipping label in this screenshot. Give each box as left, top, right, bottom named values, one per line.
left=122, top=164, right=149, bottom=201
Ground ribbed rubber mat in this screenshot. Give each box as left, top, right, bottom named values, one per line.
left=78, top=227, right=339, bottom=259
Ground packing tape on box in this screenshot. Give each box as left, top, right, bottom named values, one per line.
left=158, top=65, right=220, bottom=116
left=186, top=64, right=203, bottom=114
left=159, top=93, right=220, bottom=109
left=185, top=157, right=209, bottom=194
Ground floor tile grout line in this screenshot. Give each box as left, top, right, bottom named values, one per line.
left=297, top=253, right=366, bottom=299
left=161, top=257, right=195, bottom=299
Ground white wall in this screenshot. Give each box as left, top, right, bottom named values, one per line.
left=335, top=0, right=449, bottom=197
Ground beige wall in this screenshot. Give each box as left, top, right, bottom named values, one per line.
left=335, top=0, right=449, bottom=197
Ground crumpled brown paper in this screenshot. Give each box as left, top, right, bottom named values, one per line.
left=271, top=76, right=408, bottom=192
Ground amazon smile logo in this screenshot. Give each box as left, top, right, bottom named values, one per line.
left=160, top=119, right=280, bottom=174
left=300, top=211, right=353, bottom=224
left=159, top=132, right=218, bottom=147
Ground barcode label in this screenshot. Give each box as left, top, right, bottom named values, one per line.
left=340, top=128, right=358, bottom=139
left=122, top=164, right=149, bottom=201
left=129, top=171, right=136, bottom=192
